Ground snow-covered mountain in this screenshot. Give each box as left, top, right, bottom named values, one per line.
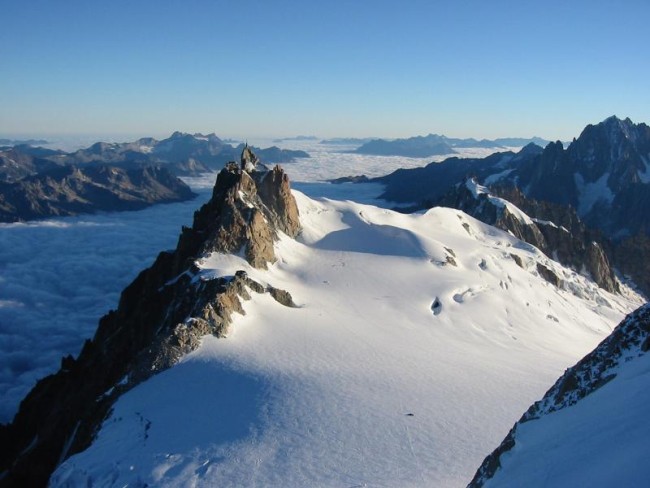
left=375, top=116, right=650, bottom=296
left=378, top=116, right=650, bottom=241
left=2, top=148, right=641, bottom=487
left=469, top=302, right=650, bottom=487
left=513, top=116, right=650, bottom=238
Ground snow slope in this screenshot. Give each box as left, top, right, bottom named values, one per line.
left=473, top=303, right=650, bottom=488
left=488, top=354, right=650, bottom=487
left=51, top=191, right=641, bottom=488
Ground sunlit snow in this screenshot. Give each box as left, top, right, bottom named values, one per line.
left=51, top=191, right=641, bottom=487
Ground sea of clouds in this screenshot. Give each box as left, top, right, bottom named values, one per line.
left=0, top=138, right=503, bottom=422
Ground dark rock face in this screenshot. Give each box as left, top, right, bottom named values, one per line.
left=0, top=164, right=196, bottom=222
left=468, top=303, right=650, bottom=487
left=512, top=116, right=650, bottom=237
left=536, top=262, right=561, bottom=287
left=438, top=180, right=619, bottom=292
left=614, top=233, right=650, bottom=297
left=491, top=186, right=619, bottom=293
left=0, top=156, right=300, bottom=487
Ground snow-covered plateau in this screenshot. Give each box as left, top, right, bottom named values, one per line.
left=50, top=189, right=642, bottom=487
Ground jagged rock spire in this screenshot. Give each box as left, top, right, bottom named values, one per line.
left=241, top=143, right=259, bottom=172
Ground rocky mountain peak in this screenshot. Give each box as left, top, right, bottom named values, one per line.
left=0, top=152, right=301, bottom=487
left=176, top=153, right=300, bottom=271
left=515, top=142, right=544, bottom=158
left=601, top=114, right=636, bottom=137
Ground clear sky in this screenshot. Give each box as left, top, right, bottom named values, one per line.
left=1, top=0, right=649, bottom=141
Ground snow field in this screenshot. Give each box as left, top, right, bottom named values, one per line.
left=51, top=191, right=642, bottom=487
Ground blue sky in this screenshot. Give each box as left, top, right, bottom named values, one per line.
left=1, top=0, right=649, bottom=140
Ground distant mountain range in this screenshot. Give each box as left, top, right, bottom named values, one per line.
left=351, top=133, right=551, bottom=157
left=377, top=117, right=650, bottom=238
left=0, top=164, right=195, bottom=222
left=272, top=135, right=318, bottom=143
left=0, top=132, right=309, bottom=182
left=0, top=133, right=310, bottom=221
left=319, top=137, right=375, bottom=145
left=48, top=132, right=309, bottom=176
left=0, top=138, right=49, bottom=146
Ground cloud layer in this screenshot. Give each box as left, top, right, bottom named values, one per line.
left=0, top=188, right=213, bottom=422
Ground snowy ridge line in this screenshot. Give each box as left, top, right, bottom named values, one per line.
left=468, top=302, right=650, bottom=487
left=522, top=303, right=650, bottom=418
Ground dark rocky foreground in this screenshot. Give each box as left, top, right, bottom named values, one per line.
left=0, top=164, right=196, bottom=222
left=0, top=152, right=300, bottom=487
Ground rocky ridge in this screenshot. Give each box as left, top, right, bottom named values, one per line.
left=0, top=146, right=64, bottom=182
left=468, top=302, right=650, bottom=487
left=0, top=164, right=196, bottom=222
left=513, top=116, right=650, bottom=237
left=377, top=116, right=650, bottom=238
left=438, top=179, right=619, bottom=293
left=0, top=149, right=300, bottom=487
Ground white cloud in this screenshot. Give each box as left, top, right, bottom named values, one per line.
left=0, top=191, right=212, bottom=422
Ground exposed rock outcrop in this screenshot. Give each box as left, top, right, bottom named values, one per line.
left=491, top=185, right=619, bottom=293
left=438, top=179, right=619, bottom=293
left=0, top=151, right=300, bottom=487
left=613, top=233, right=650, bottom=298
